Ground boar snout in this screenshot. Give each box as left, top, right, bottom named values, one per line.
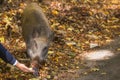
left=31, top=56, right=46, bottom=68
left=27, top=39, right=49, bottom=60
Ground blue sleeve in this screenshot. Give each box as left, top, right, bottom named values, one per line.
left=0, top=43, right=17, bottom=65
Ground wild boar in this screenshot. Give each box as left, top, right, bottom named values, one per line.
left=21, top=3, right=53, bottom=68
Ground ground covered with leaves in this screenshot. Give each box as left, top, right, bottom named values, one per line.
left=0, top=0, right=120, bottom=80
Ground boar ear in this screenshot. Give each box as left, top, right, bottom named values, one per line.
left=32, top=28, right=41, bottom=38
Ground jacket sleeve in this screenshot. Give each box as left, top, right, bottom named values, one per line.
left=0, top=43, right=17, bottom=65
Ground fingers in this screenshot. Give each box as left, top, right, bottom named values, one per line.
left=20, top=64, right=35, bottom=72
left=16, top=62, right=35, bottom=73
left=19, top=64, right=28, bottom=72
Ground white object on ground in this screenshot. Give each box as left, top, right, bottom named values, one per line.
left=83, top=50, right=114, bottom=61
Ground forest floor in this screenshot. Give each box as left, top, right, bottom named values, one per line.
left=0, top=0, right=120, bottom=80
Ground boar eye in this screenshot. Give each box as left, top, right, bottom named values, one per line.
left=43, top=47, right=48, bottom=51
left=42, top=47, right=48, bottom=57
left=43, top=46, right=48, bottom=54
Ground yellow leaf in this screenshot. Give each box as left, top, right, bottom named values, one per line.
left=47, top=75, right=51, bottom=79
left=85, top=41, right=89, bottom=44
left=48, top=51, right=54, bottom=54
left=83, top=72, right=88, bottom=75
left=59, top=25, right=65, bottom=30
left=112, top=26, right=118, bottom=29
left=8, top=0, right=12, bottom=3
left=52, top=10, right=59, bottom=15
left=111, top=0, right=119, bottom=4
left=101, top=72, right=107, bottom=75
left=60, top=64, right=63, bottom=66
left=76, top=66, right=79, bottom=69
left=0, top=37, right=5, bottom=43
left=18, top=9, right=23, bottom=14
left=90, top=67, right=100, bottom=72
left=65, top=63, right=67, bottom=66
left=29, top=78, right=40, bottom=80
left=117, top=48, right=120, bottom=51
left=69, top=16, right=73, bottom=19
left=66, top=41, right=76, bottom=46
left=67, top=28, right=73, bottom=31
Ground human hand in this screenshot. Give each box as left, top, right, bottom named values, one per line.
left=15, top=62, right=35, bottom=73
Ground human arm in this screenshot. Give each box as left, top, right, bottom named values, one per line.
left=0, top=43, right=34, bottom=72
left=0, top=43, right=16, bottom=65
